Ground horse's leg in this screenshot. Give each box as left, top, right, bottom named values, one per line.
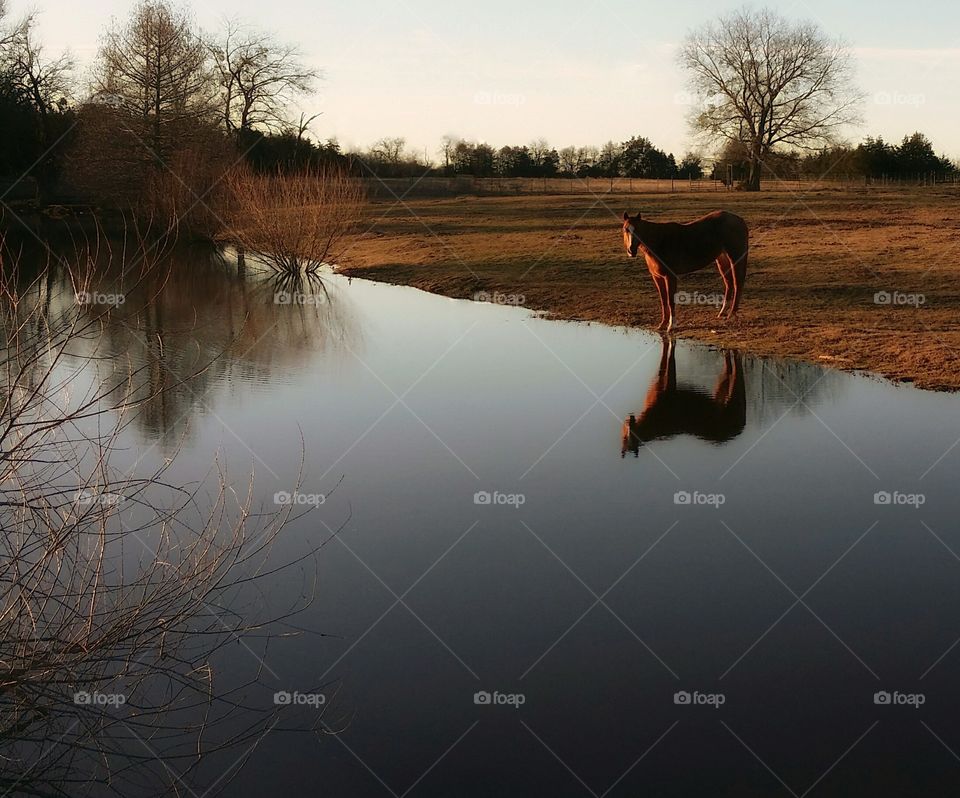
left=664, top=336, right=677, bottom=391
left=728, top=249, right=748, bottom=318
left=716, top=255, right=733, bottom=318
left=714, top=351, right=739, bottom=405
left=664, top=273, right=678, bottom=331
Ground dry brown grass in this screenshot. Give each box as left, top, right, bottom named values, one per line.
left=339, top=185, right=960, bottom=390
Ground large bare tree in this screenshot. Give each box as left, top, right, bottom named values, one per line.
left=93, top=0, right=214, bottom=150
left=209, top=19, right=318, bottom=137
left=678, top=7, right=861, bottom=190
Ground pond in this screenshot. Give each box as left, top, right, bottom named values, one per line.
left=10, top=251, right=960, bottom=796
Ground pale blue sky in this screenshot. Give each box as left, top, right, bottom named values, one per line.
left=16, top=0, right=960, bottom=159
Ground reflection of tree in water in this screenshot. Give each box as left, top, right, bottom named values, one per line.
left=0, top=239, right=343, bottom=796
left=35, top=242, right=361, bottom=447
left=678, top=341, right=845, bottom=426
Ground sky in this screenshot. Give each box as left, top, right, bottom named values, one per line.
left=13, top=0, right=960, bottom=160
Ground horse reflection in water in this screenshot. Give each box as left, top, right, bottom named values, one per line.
left=621, top=336, right=746, bottom=457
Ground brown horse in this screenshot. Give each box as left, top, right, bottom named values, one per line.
left=622, top=210, right=749, bottom=331
left=621, top=336, right=746, bottom=457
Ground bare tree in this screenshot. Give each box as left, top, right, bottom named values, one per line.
left=5, top=14, right=73, bottom=119
left=370, top=136, right=406, bottom=166
left=678, top=7, right=861, bottom=190
left=558, top=145, right=590, bottom=176
left=93, top=0, right=214, bottom=150
left=438, top=134, right=459, bottom=172
left=209, top=18, right=318, bottom=137
left=528, top=137, right=550, bottom=165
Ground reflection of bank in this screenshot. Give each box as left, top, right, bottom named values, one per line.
left=621, top=336, right=746, bottom=457
left=34, top=243, right=361, bottom=447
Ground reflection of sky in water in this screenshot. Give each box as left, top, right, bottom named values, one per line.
left=21, top=260, right=960, bottom=796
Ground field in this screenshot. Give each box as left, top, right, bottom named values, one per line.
left=340, top=183, right=960, bottom=390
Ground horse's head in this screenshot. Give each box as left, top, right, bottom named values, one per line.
left=622, top=211, right=641, bottom=258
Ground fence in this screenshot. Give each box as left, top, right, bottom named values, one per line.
left=362, top=174, right=959, bottom=199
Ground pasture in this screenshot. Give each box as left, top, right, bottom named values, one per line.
left=343, top=183, right=960, bottom=390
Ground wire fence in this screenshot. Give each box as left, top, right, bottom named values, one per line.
left=362, top=174, right=960, bottom=199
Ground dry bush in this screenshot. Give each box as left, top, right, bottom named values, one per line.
left=140, top=124, right=235, bottom=238
left=0, top=231, right=337, bottom=796
left=223, top=165, right=366, bottom=272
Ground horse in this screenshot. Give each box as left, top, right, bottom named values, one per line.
left=621, top=336, right=746, bottom=457
left=622, top=210, right=749, bottom=331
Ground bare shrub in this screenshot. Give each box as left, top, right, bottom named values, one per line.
left=222, top=165, right=366, bottom=272
left=140, top=123, right=234, bottom=238
left=0, top=232, right=337, bottom=795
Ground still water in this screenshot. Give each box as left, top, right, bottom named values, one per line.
left=21, top=254, right=960, bottom=795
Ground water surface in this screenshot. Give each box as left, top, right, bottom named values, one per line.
left=27, top=257, right=960, bottom=796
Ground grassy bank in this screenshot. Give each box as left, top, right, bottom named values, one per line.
left=339, top=185, right=960, bottom=391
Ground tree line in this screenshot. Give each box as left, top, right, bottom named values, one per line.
left=357, top=131, right=957, bottom=184
left=0, top=0, right=344, bottom=235
left=358, top=136, right=705, bottom=180
left=712, top=133, right=957, bottom=184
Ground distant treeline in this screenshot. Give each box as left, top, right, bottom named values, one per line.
left=713, top=134, right=958, bottom=184
left=356, top=132, right=959, bottom=184
left=357, top=136, right=704, bottom=180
